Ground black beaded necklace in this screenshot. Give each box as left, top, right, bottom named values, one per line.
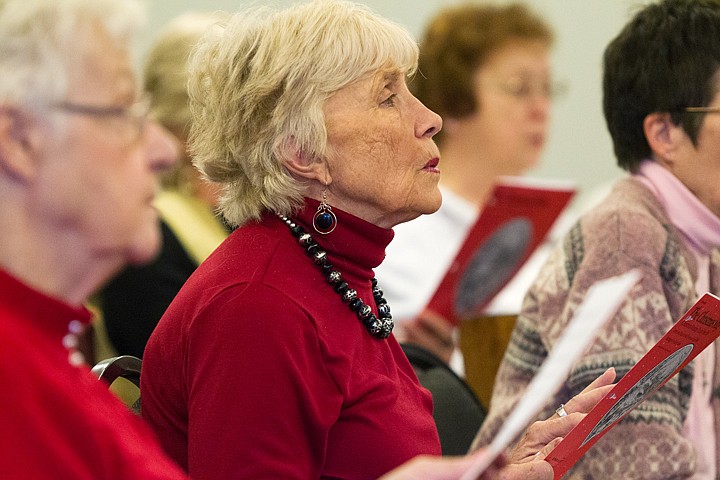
left=278, top=214, right=394, bottom=339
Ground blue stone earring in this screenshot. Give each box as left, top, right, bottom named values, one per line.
left=313, top=188, right=337, bottom=235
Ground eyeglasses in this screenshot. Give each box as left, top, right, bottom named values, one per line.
left=50, top=98, right=150, bottom=139
left=492, top=75, right=568, bottom=101
left=684, top=106, right=720, bottom=114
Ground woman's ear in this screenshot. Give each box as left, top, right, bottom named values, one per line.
left=281, top=137, right=330, bottom=183
left=643, top=112, right=681, bottom=167
left=0, top=106, right=41, bottom=181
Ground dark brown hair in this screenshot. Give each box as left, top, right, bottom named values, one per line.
left=412, top=2, right=553, bottom=123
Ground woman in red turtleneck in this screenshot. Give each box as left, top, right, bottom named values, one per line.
left=141, top=2, right=610, bottom=479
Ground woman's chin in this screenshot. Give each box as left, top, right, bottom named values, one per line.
left=126, top=230, right=162, bottom=266
left=523, top=150, right=544, bottom=171
left=396, top=196, right=442, bottom=226
left=427, top=189, right=443, bottom=214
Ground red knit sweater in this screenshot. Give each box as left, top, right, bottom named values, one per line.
left=0, top=269, right=186, bottom=480
left=142, top=199, right=440, bottom=479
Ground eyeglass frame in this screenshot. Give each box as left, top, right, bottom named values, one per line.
left=489, top=75, right=569, bottom=101
left=49, top=97, right=150, bottom=139
left=684, top=106, right=720, bottom=114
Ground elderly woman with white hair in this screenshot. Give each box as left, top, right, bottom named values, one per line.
left=0, top=0, right=184, bottom=478
left=141, top=1, right=612, bottom=479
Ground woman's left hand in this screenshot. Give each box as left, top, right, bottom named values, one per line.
left=506, top=367, right=616, bottom=464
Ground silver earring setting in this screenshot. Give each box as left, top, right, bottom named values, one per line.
left=312, top=188, right=337, bottom=234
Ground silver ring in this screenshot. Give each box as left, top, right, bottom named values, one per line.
left=556, top=403, right=568, bottom=417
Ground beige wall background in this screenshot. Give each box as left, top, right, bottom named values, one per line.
left=139, top=0, right=650, bottom=209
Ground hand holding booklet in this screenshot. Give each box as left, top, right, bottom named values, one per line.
left=459, top=275, right=720, bottom=479
left=546, top=291, right=720, bottom=479
left=458, top=269, right=642, bottom=480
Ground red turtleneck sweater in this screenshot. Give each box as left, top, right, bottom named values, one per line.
left=142, top=199, right=440, bottom=479
left=0, top=268, right=187, bottom=480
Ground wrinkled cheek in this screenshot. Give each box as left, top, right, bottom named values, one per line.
left=366, top=132, right=399, bottom=172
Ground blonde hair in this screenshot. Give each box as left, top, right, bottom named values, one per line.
left=143, top=11, right=227, bottom=190
left=187, top=0, right=418, bottom=227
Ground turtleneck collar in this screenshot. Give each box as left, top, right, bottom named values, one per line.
left=276, top=198, right=394, bottom=284
left=634, top=160, right=720, bottom=256
left=0, top=268, right=92, bottom=341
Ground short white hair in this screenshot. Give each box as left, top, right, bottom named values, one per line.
left=0, top=0, right=144, bottom=108
left=188, top=0, right=419, bottom=227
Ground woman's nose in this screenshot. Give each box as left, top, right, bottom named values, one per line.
left=417, top=103, right=443, bottom=139
left=145, top=121, right=179, bottom=173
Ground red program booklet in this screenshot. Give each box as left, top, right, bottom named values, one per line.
left=546, top=292, right=720, bottom=479
left=425, top=177, right=576, bottom=325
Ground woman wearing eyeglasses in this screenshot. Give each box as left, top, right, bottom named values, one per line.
left=376, top=3, right=558, bottom=370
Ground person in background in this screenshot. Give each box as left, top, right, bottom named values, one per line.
left=375, top=2, right=559, bottom=371
left=474, top=0, right=720, bottom=477
left=140, top=1, right=613, bottom=479
left=97, top=11, right=231, bottom=359
left=0, top=0, right=185, bottom=477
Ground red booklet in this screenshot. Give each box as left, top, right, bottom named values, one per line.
left=425, top=177, right=576, bottom=325
left=546, top=292, right=720, bottom=479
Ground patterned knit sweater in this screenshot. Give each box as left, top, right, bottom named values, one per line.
left=475, top=177, right=720, bottom=479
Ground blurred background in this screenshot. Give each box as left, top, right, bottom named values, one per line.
left=138, top=0, right=648, bottom=209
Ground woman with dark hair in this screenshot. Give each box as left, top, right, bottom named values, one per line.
left=477, top=1, right=720, bottom=477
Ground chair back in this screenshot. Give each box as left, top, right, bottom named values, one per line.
left=91, top=355, right=142, bottom=415
left=401, top=343, right=486, bottom=455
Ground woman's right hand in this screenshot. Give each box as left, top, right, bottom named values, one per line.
left=398, top=309, right=456, bottom=363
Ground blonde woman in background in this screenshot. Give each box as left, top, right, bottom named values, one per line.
left=98, top=12, right=231, bottom=359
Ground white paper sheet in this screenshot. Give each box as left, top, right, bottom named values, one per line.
left=458, top=269, right=642, bottom=480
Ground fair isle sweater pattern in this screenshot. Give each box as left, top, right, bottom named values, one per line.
left=477, top=178, right=720, bottom=479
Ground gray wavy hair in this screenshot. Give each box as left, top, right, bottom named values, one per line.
left=0, top=0, right=144, bottom=110
left=187, top=0, right=419, bottom=227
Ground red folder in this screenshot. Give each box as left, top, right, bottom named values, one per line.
left=547, top=293, right=720, bottom=479
left=425, top=177, right=575, bottom=325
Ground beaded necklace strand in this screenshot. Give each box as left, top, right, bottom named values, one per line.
left=278, top=214, right=394, bottom=339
